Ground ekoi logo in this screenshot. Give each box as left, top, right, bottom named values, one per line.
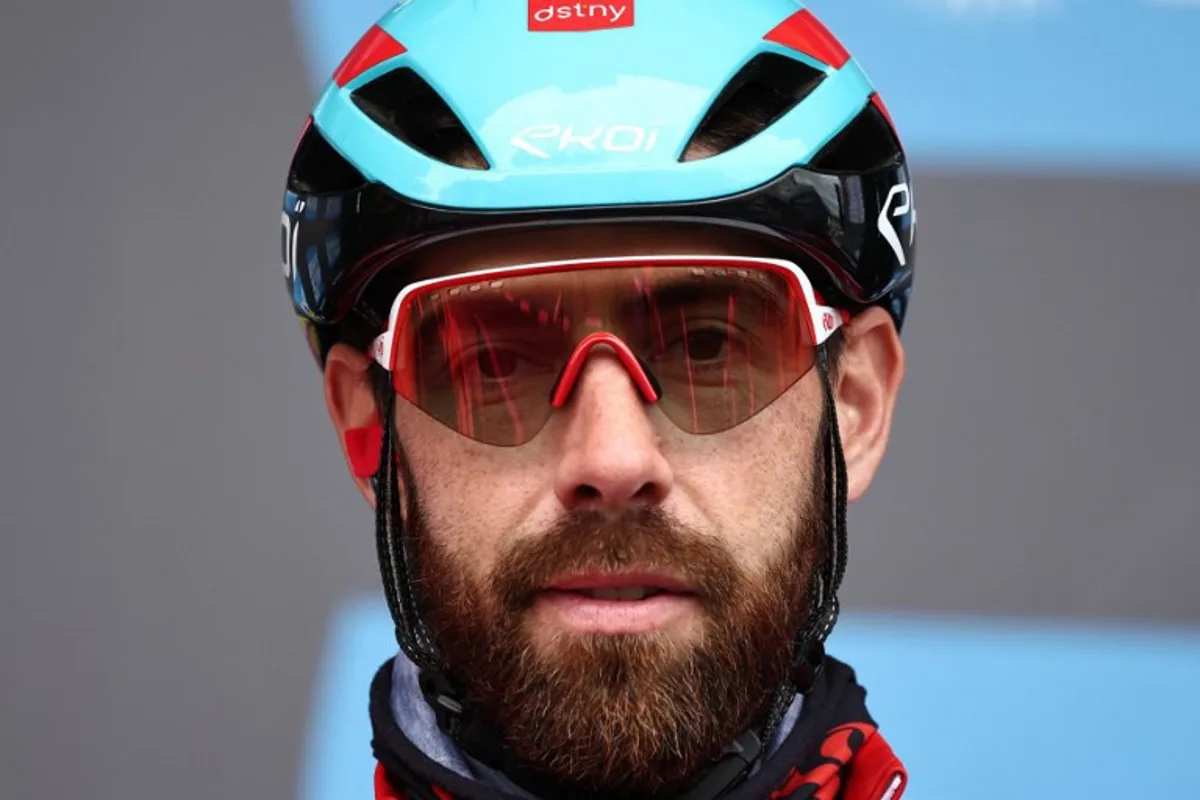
left=529, top=1, right=634, bottom=31
left=511, top=123, right=660, bottom=159
left=878, top=182, right=914, bottom=268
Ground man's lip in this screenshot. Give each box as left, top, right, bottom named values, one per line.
left=545, top=571, right=695, bottom=593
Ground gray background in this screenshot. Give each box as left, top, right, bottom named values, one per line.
left=2, top=1, right=1197, bottom=798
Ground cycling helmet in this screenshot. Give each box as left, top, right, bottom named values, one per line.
left=282, top=0, right=915, bottom=366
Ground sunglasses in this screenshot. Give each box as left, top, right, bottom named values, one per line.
left=370, top=255, right=845, bottom=446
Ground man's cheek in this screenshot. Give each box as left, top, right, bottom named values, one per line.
left=446, top=545, right=500, bottom=597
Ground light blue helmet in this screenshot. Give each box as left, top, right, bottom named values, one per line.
left=282, top=0, right=915, bottom=363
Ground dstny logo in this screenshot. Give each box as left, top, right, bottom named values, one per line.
left=529, top=1, right=634, bottom=32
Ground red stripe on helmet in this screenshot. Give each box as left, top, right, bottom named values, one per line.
left=764, top=10, right=850, bottom=70
left=333, top=25, right=407, bottom=88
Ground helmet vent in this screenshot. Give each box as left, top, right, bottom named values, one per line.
left=290, top=125, right=369, bottom=193
left=809, top=103, right=902, bottom=173
left=681, top=53, right=825, bottom=161
left=352, top=68, right=490, bottom=170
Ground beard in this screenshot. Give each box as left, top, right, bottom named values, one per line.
left=398, top=461, right=826, bottom=797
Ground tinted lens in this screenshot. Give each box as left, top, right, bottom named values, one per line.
left=393, top=263, right=818, bottom=445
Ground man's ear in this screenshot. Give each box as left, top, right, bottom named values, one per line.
left=324, top=343, right=383, bottom=508
left=831, top=306, right=906, bottom=503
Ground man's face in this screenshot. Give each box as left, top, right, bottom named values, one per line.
left=325, top=225, right=904, bottom=795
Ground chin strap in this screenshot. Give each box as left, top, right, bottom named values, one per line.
left=371, top=342, right=850, bottom=800
left=814, top=344, right=850, bottom=643
left=373, top=388, right=445, bottom=676
left=786, top=345, right=850, bottom=692
left=675, top=729, right=765, bottom=800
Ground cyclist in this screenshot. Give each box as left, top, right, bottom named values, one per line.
left=281, top=2, right=915, bottom=797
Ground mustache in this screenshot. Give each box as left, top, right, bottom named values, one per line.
left=490, top=506, right=740, bottom=613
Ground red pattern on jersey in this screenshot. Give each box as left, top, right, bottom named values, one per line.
left=768, top=723, right=906, bottom=800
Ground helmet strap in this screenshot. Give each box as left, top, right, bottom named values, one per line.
left=373, top=389, right=445, bottom=674
left=787, top=344, right=849, bottom=688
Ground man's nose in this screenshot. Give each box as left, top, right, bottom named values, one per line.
left=552, top=352, right=675, bottom=511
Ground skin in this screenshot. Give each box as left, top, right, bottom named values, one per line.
left=322, top=224, right=905, bottom=790
left=327, top=224, right=903, bottom=560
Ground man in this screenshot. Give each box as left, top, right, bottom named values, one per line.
left=280, top=1, right=915, bottom=797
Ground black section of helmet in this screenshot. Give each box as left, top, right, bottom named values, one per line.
left=282, top=103, right=915, bottom=366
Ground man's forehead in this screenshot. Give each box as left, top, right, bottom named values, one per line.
left=408, top=224, right=783, bottom=282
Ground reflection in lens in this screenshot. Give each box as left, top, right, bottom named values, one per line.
left=395, top=263, right=818, bottom=444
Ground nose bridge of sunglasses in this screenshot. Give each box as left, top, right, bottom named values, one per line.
left=550, top=332, right=662, bottom=410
